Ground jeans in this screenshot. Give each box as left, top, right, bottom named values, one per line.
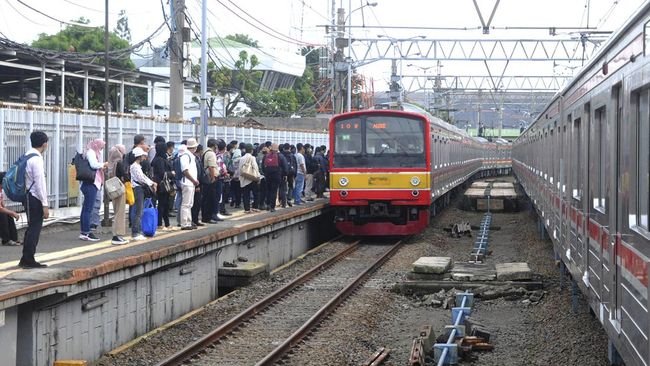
left=80, top=182, right=98, bottom=234
left=132, top=186, right=144, bottom=236
left=293, top=174, right=305, bottom=204
left=22, top=193, right=43, bottom=262
left=91, top=188, right=102, bottom=227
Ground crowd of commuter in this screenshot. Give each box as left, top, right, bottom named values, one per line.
left=0, top=131, right=329, bottom=268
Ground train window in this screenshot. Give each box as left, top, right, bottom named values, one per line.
left=636, top=89, right=650, bottom=229
left=333, top=118, right=362, bottom=155
left=645, top=20, right=650, bottom=56
left=572, top=117, right=582, bottom=201
left=593, top=106, right=608, bottom=212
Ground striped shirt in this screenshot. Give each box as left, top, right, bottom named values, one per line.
left=130, top=162, right=154, bottom=188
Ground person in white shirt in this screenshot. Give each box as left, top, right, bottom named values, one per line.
left=294, top=143, right=306, bottom=205
left=20, top=131, right=49, bottom=268
left=130, top=147, right=157, bottom=241
left=180, top=138, right=200, bottom=230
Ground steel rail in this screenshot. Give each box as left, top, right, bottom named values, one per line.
left=156, top=239, right=361, bottom=366
left=256, top=239, right=405, bottom=365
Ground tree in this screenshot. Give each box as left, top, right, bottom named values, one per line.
left=32, top=18, right=134, bottom=70
left=114, top=10, right=132, bottom=43
left=225, top=34, right=259, bottom=48
left=32, top=18, right=137, bottom=109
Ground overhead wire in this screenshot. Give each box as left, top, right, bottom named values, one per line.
left=16, top=0, right=96, bottom=28
left=215, top=0, right=323, bottom=47
left=3, top=0, right=50, bottom=27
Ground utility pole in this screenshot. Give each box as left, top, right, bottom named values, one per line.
left=169, top=0, right=185, bottom=123
left=199, top=0, right=207, bottom=146
left=333, top=7, right=346, bottom=114
left=389, top=59, right=400, bottom=104
left=102, top=0, right=111, bottom=226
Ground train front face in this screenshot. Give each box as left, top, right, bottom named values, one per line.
left=329, top=110, right=431, bottom=236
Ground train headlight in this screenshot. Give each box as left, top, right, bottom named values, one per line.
left=338, top=177, right=349, bottom=187
left=410, top=176, right=421, bottom=186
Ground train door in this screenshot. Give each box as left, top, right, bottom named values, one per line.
left=560, top=114, right=570, bottom=266
left=568, top=111, right=585, bottom=276
left=608, top=84, right=622, bottom=333
left=587, top=100, right=609, bottom=315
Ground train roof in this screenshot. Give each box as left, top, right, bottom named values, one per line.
left=518, top=1, right=650, bottom=141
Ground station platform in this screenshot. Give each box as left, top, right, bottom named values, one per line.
left=0, top=198, right=335, bottom=366
left=0, top=198, right=330, bottom=303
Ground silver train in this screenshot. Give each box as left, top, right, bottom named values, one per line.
left=513, top=3, right=650, bottom=365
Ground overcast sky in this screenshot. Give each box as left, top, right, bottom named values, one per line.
left=0, top=0, right=646, bottom=90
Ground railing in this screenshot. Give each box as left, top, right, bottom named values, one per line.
left=0, top=104, right=328, bottom=210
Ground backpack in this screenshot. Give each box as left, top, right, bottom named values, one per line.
left=284, top=152, right=297, bottom=177
left=141, top=198, right=158, bottom=237
left=2, top=153, right=37, bottom=202
left=173, top=154, right=184, bottom=182
left=73, top=152, right=96, bottom=183
left=264, top=152, right=279, bottom=169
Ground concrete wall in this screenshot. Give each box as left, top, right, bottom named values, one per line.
left=1, top=209, right=336, bottom=366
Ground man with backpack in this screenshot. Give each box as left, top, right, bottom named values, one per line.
left=19, top=131, right=49, bottom=268
left=280, top=143, right=295, bottom=208
left=261, top=143, right=287, bottom=212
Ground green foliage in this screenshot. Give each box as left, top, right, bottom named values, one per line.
left=31, top=18, right=134, bottom=70
left=225, top=34, right=259, bottom=48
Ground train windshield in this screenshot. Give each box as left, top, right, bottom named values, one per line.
left=333, top=115, right=425, bottom=168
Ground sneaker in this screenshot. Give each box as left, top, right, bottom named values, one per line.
left=131, top=234, right=147, bottom=241
left=86, top=233, right=100, bottom=242
left=79, top=233, right=88, bottom=240
left=111, top=236, right=129, bottom=245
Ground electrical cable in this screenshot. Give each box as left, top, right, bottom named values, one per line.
left=3, top=0, right=50, bottom=26
left=215, top=0, right=323, bottom=47
left=16, top=0, right=96, bottom=28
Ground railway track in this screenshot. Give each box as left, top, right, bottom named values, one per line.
left=156, top=238, right=404, bottom=366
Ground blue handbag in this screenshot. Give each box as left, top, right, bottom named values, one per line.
left=141, top=198, right=158, bottom=237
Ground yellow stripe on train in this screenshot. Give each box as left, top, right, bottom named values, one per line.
left=330, top=172, right=430, bottom=190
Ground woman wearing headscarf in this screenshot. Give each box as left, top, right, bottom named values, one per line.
left=152, top=142, right=173, bottom=231
left=239, top=143, right=260, bottom=214
left=107, top=144, right=129, bottom=245
left=80, top=139, right=107, bottom=242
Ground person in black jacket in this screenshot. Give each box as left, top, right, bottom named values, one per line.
left=262, top=143, right=288, bottom=212
left=151, top=142, right=173, bottom=230
left=281, top=143, right=297, bottom=206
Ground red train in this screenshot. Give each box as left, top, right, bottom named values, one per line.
left=328, top=103, right=511, bottom=236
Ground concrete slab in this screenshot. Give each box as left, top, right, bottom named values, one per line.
left=412, top=257, right=452, bottom=274
left=495, top=262, right=533, bottom=281
left=451, top=263, right=496, bottom=281
left=218, top=262, right=268, bottom=277
left=492, top=182, right=513, bottom=188
left=471, top=182, right=490, bottom=188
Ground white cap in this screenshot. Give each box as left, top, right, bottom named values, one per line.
left=132, top=147, right=146, bottom=157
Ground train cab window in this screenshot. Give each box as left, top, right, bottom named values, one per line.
left=332, top=114, right=426, bottom=168
left=635, top=89, right=650, bottom=230
left=334, top=118, right=362, bottom=154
